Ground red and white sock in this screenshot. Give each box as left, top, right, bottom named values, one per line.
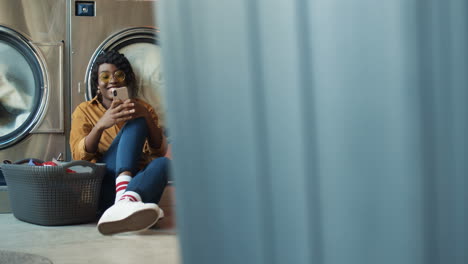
left=115, top=174, right=132, bottom=203
left=119, top=191, right=142, bottom=202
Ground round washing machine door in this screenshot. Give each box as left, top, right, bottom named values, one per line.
left=0, top=26, right=48, bottom=149
left=85, top=27, right=167, bottom=130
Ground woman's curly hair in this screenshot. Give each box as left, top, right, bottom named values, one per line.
left=90, top=50, right=138, bottom=98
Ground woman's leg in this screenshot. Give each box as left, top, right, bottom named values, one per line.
left=125, top=157, right=170, bottom=204
left=98, top=117, right=148, bottom=211
left=97, top=154, right=170, bottom=235
left=107, top=117, right=148, bottom=175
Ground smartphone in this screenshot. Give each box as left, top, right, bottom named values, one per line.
left=112, top=86, right=129, bottom=101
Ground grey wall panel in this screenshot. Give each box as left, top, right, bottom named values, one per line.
left=430, top=1, right=468, bottom=263
left=159, top=0, right=468, bottom=263
left=309, top=1, right=424, bottom=264
left=160, top=1, right=266, bottom=263
left=255, top=1, right=313, bottom=264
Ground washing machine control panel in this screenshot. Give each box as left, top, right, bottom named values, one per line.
left=75, top=1, right=95, bottom=17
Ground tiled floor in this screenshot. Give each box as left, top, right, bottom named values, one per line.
left=0, top=187, right=180, bottom=264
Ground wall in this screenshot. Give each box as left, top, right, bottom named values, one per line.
left=159, top=1, right=468, bottom=263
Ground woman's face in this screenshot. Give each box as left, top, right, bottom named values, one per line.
left=97, top=63, right=127, bottom=107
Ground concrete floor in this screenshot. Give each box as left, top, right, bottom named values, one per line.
left=0, top=213, right=180, bottom=264
left=0, top=186, right=180, bottom=264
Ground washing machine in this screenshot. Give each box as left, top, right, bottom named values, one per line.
left=69, top=0, right=167, bottom=132
left=0, top=0, right=68, bottom=185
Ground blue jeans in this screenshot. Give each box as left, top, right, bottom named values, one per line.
left=97, top=117, right=170, bottom=212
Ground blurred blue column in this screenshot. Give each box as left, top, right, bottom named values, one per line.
left=158, top=0, right=468, bottom=263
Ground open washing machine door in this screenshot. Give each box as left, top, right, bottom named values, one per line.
left=0, top=26, right=48, bottom=150
left=84, top=27, right=168, bottom=130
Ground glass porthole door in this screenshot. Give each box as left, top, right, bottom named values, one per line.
left=0, top=26, right=47, bottom=149
left=85, top=27, right=167, bottom=129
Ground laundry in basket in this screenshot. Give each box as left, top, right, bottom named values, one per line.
left=0, top=160, right=106, bottom=226
left=25, top=159, right=77, bottom=173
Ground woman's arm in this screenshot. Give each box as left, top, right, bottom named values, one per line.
left=70, top=105, right=95, bottom=161
left=83, top=123, right=105, bottom=154
left=84, top=99, right=136, bottom=153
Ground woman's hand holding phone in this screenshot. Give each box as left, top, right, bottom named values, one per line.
left=97, top=96, right=135, bottom=130
left=131, top=100, right=153, bottom=120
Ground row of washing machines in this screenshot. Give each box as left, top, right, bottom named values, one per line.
left=0, top=0, right=166, bottom=185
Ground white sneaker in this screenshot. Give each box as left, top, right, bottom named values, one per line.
left=149, top=207, right=165, bottom=229
left=97, top=200, right=161, bottom=235
left=158, top=207, right=165, bottom=219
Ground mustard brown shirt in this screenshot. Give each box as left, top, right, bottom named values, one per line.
left=70, top=96, right=167, bottom=169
